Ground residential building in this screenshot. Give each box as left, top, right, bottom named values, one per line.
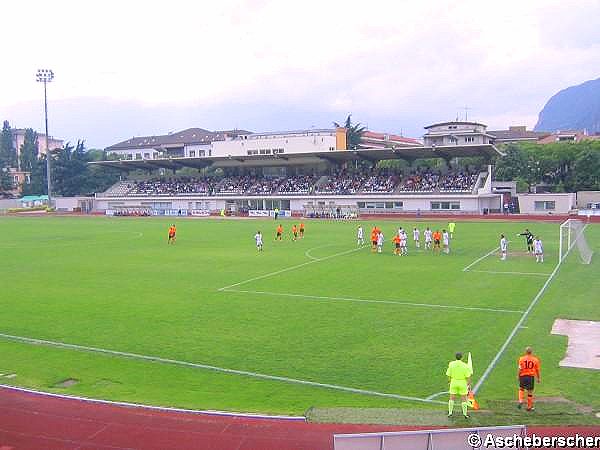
left=423, top=121, right=495, bottom=146
left=488, top=126, right=550, bottom=144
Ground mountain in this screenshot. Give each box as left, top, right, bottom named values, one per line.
left=534, top=77, right=600, bottom=133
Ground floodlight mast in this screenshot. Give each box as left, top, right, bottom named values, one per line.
left=36, top=69, right=54, bottom=206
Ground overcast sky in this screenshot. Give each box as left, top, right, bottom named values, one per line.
left=1, top=0, right=599, bottom=148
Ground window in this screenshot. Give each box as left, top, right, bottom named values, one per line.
left=534, top=201, right=555, bottom=211
left=126, top=154, right=133, bottom=160
left=144, top=152, right=150, bottom=159
left=189, top=150, right=196, bottom=157
left=431, top=201, right=460, bottom=210
left=357, top=202, right=403, bottom=210
left=135, top=153, right=142, bottom=160
left=153, top=152, right=158, bottom=159
left=465, top=136, right=475, bottom=143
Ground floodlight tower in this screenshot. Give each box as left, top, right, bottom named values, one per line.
left=36, top=69, right=54, bottom=205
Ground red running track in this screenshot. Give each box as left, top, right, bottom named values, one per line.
left=1, top=386, right=599, bottom=450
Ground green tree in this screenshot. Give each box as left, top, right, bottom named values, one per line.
left=0, top=168, right=13, bottom=193
left=21, top=156, right=47, bottom=196
left=0, top=120, right=17, bottom=169
left=333, top=114, right=366, bottom=150
left=572, top=148, right=600, bottom=191
left=494, top=144, right=527, bottom=182
left=19, top=128, right=39, bottom=172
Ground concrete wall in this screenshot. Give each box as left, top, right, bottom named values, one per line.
left=516, top=193, right=576, bottom=214
left=54, top=197, right=95, bottom=212
left=95, top=193, right=501, bottom=215
left=0, top=199, right=18, bottom=210
left=212, top=131, right=338, bottom=157
left=577, top=191, right=600, bottom=208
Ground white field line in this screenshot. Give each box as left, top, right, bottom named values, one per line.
left=304, top=244, right=336, bottom=261
left=462, top=246, right=499, bottom=272
left=467, top=270, right=551, bottom=277
left=0, top=384, right=304, bottom=421
left=425, top=390, right=449, bottom=401
left=226, top=289, right=524, bottom=314
left=472, top=224, right=588, bottom=394
left=0, top=332, right=443, bottom=405
left=218, top=246, right=366, bottom=291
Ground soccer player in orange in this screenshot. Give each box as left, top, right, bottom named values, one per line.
left=517, top=346, right=541, bottom=411
left=370, top=228, right=378, bottom=252
left=432, top=230, right=442, bottom=253
left=167, top=224, right=176, bottom=244
left=292, top=224, right=298, bottom=241
left=392, top=233, right=401, bottom=255
left=275, top=224, right=283, bottom=241
left=299, top=222, right=305, bottom=239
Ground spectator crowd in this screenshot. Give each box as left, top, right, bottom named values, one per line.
left=104, top=169, right=482, bottom=197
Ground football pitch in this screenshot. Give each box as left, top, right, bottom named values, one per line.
left=0, top=215, right=598, bottom=420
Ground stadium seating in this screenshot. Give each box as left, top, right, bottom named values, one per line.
left=102, top=169, right=482, bottom=197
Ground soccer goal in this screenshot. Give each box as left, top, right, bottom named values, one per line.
left=559, top=219, right=593, bottom=264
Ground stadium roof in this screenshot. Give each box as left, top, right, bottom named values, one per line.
left=424, top=121, right=487, bottom=129
left=90, top=144, right=503, bottom=171
left=106, top=128, right=253, bottom=150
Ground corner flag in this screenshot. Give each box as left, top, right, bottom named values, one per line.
left=467, top=352, right=480, bottom=410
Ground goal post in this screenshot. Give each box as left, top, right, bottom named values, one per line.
left=559, top=219, right=593, bottom=264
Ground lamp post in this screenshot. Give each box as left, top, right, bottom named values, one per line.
left=36, top=69, right=54, bottom=206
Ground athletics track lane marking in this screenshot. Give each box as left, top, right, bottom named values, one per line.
left=0, top=332, right=443, bottom=405
left=224, top=289, right=524, bottom=314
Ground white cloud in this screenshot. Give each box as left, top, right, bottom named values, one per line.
left=1, top=0, right=599, bottom=146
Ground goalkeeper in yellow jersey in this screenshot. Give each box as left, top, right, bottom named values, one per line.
left=446, top=352, right=473, bottom=418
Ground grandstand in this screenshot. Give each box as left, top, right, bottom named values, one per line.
left=93, top=144, right=502, bottom=217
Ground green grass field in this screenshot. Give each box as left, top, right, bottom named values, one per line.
left=0, top=215, right=598, bottom=425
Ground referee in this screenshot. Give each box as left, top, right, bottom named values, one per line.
left=446, top=352, right=473, bottom=418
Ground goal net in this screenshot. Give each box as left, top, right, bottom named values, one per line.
left=559, top=219, right=593, bottom=264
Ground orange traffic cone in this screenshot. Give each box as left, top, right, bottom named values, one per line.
left=468, top=391, right=480, bottom=410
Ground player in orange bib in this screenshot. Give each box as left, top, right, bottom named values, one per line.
left=292, top=224, right=298, bottom=241
left=370, top=228, right=378, bottom=252
left=167, top=224, right=176, bottom=244
left=432, top=230, right=442, bottom=253
left=275, top=224, right=283, bottom=241
left=299, top=223, right=305, bottom=239
left=517, top=347, right=541, bottom=411
left=392, top=234, right=401, bottom=255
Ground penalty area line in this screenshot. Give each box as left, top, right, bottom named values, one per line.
left=467, top=270, right=551, bottom=277
left=224, top=289, right=524, bottom=314
left=462, top=246, right=499, bottom=272
left=0, top=332, right=442, bottom=405
left=218, top=245, right=366, bottom=291
left=473, top=224, right=589, bottom=394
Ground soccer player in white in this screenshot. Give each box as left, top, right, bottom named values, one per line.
left=400, top=229, right=408, bottom=255
left=424, top=227, right=433, bottom=250
left=442, top=229, right=450, bottom=254
left=500, top=234, right=508, bottom=260
left=255, top=231, right=263, bottom=251
left=534, top=236, right=543, bottom=263
left=357, top=226, right=364, bottom=246
left=413, top=227, right=420, bottom=249
left=377, top=231, right=384, bottom=253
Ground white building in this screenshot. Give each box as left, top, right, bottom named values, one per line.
left=211, top=129, right=347, bottom=157
left=105, top=128, right=249, bottom=161
left=423, top=121, right=496, bottom=146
